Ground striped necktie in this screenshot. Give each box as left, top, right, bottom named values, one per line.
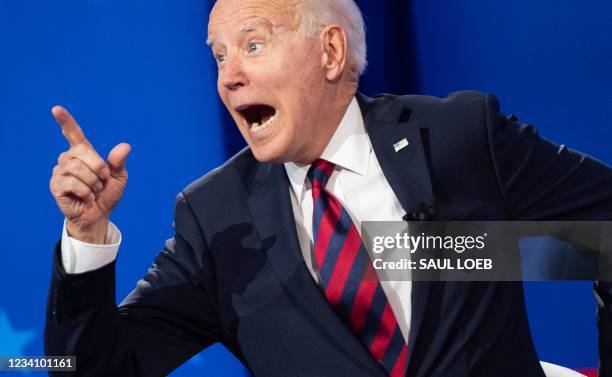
left=308, top=159, right=408, bottom=377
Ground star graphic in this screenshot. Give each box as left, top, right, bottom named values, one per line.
left=0, top=309, right=36, bottom=356
left=188, top=353, right=204, bottom=366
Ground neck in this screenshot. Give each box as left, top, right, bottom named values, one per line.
left=295, top=91, right=355, bottom=165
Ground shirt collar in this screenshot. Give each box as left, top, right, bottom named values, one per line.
left=284, top=97, right=371, bottom=200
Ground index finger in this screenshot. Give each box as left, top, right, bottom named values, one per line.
left=52, top=106, right=90, bottom=147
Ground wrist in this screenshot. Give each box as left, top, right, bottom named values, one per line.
left=66, top=218, right=109, bottom=244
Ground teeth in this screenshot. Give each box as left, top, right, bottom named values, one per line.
left=250, top=114, right=276, bottom=133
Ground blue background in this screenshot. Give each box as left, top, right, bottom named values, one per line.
left=0, top=0, right=610, bottom=375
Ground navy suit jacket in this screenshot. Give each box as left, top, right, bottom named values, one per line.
left=45, top=91, right=612, bottom=376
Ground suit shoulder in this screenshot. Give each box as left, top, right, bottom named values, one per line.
left=379, top=90, right=498, bottom=112
left=376, top=91, right=502, bottom=135
left=181, top=146, right=258, bottom=200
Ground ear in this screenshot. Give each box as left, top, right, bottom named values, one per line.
left=320, top=25, right=348, bottom=82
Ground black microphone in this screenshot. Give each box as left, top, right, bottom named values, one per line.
left=402, top=201, right=437, bottom=221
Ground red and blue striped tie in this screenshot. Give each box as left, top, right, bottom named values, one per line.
left=308, top=159, right=408, bottom=377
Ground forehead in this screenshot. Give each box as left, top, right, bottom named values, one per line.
left=208, top=0, right=300, bottom=40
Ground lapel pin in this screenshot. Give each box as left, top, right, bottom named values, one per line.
left=393, top=138, right=409, bottom=152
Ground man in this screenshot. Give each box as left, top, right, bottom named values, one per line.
left=46, top=0, right=612, bottom=376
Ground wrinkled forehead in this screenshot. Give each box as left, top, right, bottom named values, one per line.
left=208, top=0, right=301, bottom=42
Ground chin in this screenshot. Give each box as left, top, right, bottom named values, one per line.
left=246, top=131, right=296, bottom=163
left=249, top=145, right=289, bottom=163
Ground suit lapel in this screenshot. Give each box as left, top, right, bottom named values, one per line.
left=245, top=163, right=388, bottom=376
left=358, top=93, right=435, bottom=371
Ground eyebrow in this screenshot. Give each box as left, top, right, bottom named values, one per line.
left=207, top=20, right=273, bottom=47
left=240, top=22, right=269, bottom=33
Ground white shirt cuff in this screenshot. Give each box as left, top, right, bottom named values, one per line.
left=61, top=220, right=121, bottom=274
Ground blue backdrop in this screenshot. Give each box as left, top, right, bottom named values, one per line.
left=1, top=1, right=610, bottom=375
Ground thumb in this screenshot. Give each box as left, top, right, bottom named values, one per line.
left=107, top=143, right=131, bottom=174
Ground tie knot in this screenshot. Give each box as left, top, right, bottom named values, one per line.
left=307, top=159, right=336, bottom=189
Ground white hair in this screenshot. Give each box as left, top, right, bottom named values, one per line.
left=297, top=0, right=367, bottom=77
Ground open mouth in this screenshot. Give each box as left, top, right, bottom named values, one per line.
left=237, top=104, right=277, bottom=133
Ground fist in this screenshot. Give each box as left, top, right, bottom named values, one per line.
left=49, top=106, right=131, bottom=243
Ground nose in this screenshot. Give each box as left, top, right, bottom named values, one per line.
left=220, top=55, right=248, bottom=91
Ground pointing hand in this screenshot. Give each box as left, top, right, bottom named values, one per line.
left=49, top=106, right=131, bottom=244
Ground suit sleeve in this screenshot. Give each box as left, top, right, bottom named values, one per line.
left=482, top=93, right=612, bottom=375
left=45, top=193, right=221, bottom=377
left=483, top=93, right=612, bottom=221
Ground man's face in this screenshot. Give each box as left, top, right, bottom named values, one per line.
left=208, top=0, right=329, bottom=163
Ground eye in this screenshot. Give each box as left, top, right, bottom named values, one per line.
left=248, top=42, right=262, bottom=53
left=215, top=54, right=226, bottom=63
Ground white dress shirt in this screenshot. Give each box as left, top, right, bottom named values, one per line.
left=61, top=97, right=412, bottom=341
left=284, top=98, right=411, bottom=341
left=61, top=219, right=121, bottom=274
